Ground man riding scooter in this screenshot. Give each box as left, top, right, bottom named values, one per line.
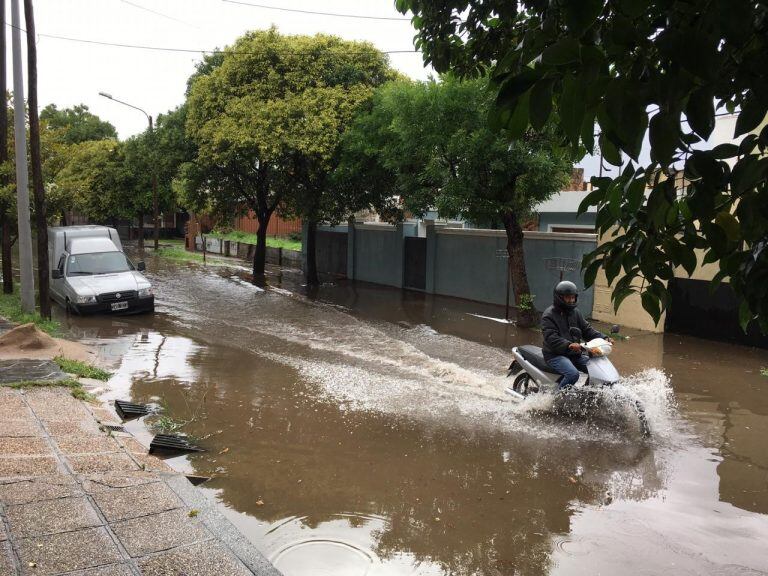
left=541, top=281, right=613, bottom=391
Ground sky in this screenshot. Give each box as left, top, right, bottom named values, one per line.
left=7, top=0, right=430, bottom=138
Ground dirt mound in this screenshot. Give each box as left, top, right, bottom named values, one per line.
left=0, top=323, right=95, bottom=362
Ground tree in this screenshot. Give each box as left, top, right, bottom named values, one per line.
left=25, top=0, right=50, bottom=318
left=185, top=28, right=395, bottom=277
left=398, top=0, right=768, bottom=332
left=341, top=77, right=570, bottom=326
left=0, top=0, right=12, bottom=295
left=54, top=139, right=131, bottom=224
left=40, top=103, right=117, bottom=144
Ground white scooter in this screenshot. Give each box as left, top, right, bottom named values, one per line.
left=506, top=326, right=650, bottom=436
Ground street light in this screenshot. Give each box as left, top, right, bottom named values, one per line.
left=99, top=91, right=159, bottom=250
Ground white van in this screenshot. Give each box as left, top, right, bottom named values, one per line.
left=48, top=226, right=154, bottom=314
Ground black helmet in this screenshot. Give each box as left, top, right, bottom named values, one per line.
left=553, top=281, right=579, bottom=310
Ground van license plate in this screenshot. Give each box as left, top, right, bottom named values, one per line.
left=111, top=301, right=128, bottom=311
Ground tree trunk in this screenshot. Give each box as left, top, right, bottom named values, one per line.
left=0, top=0, right=10, bottom=295
left=502, top=210, right=536, bottom=328
left=60, top=209, right=68, bottom=227
left=137, top=212, right=145, bottom=250
left=305, top=220, right=319, bottom=285
left=24, top=0, right=50, bottom=318
left=1, top=214, right=12, bottom=294
left=253, top=213, right=269, bottom=276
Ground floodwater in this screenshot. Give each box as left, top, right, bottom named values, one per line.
left=55, top=252, right=768, bottom=576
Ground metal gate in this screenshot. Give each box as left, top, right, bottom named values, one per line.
left=403, top=237, right=427, bottom=290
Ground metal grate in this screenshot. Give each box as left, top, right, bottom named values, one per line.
left=114, top=400, right=151, bottom=420
left=99, top=290, right=137, bottom=302
left=100, top=424, right=126, bottom=433
left=149, top=434, right=205, bottom=454
left=186, top=475, right=211, bottom=486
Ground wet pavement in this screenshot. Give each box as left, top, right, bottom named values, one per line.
left=53, top=252, right=768, bottom=576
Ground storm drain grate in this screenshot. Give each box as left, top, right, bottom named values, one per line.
left=101, top=424, right=126, bottom=433
left=186, top=475, right=211, bottom=486
left=114, top=400, right=151, bottom=420
left=149, top=434, right=205, bottom=454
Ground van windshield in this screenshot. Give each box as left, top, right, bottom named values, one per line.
left=66, top=252, right=134, bottom=276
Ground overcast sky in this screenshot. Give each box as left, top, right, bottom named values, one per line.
left=8, top=0, right=429, bottom=138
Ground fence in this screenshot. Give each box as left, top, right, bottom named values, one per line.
left=234, top=211, right=302, bottom=237
left=310, top=221, right=598, bottom=316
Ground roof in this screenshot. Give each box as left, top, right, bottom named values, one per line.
left=534, top=190, right=597, bottom=214
left=67, top=237, right=120, bottom=255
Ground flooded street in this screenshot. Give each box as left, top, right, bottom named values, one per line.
left=55, top=254, right=768, bottom=575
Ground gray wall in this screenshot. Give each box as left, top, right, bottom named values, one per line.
left=310, top=223, right=599, bottom=316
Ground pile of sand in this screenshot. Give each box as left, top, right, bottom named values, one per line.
left=0, top=323, right=95, bottom=362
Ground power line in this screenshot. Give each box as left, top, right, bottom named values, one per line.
left=221, top=0, right=411, bottom=21
left=4, top=23, right=419, bottom=55
left=119, top=0, right=200, bottom=29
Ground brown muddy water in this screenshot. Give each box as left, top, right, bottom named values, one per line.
left=54, top=253, right=768, bottom=575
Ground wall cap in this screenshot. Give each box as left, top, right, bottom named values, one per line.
left=436, top=228, right=598, bottom=242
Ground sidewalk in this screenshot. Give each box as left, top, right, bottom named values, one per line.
left=0, top=364, right=280, bottom=575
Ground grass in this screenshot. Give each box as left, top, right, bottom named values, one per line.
left=156, top=245, right=207, bottom=263
left=54, top=357, right=111, bottom=381
left=209, top=230, right=302, bottom=252
left=761, top=367, right=768, bottom=377
left=150, top=414, right=189, bottom=434
left=5, top=378, right=95, bottom=402
left=0, top=288, right=60, bottom=335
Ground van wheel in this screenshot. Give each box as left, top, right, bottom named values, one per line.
left=65, top=299, right=77, bottom=315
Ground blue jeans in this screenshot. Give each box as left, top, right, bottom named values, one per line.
left=546, top=354, right=589, bottom=390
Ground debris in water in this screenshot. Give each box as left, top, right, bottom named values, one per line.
left=256, top=499, right=264, bottom=506
left=188, top=509, right=199, bottom=517
left=218, top=447, right=229, bottom=455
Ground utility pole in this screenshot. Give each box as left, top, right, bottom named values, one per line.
left=0, top=0, right=13, bottom=295
left=10, top=0, right=34, bottom=313
left=25, top=0, right=50, bottom=318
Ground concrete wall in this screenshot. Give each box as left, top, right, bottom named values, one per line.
left=312, top=222, right=598, bottom=316
left=432, top=228, right=597, bottom=313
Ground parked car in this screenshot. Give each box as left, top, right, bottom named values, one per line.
left=48, top=226, right=154, bottom=315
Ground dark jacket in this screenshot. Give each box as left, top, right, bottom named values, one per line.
left=541, top=305, right=605, bottom=361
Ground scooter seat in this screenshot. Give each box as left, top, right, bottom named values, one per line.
left=518, top=345, right=559, bottom=375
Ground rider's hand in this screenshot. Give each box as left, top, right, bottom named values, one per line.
left=568, top=343, right=582, bottom=352
left=607, top=337, right=615, bottom=344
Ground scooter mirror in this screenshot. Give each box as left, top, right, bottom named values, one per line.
left=569, top=327, right=583, bottom=341
left=610, top=324, right=620, bottom=334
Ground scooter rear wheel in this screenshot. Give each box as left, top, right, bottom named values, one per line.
left=512, top=373, right=532, bottom=396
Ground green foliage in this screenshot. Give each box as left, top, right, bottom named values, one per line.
left=53, top=357, right=111, bottom=381
left=210, top=230, right=302, bottom=251
left=156, top=245, right=207, bottom=263
left=518, top=293, right=535, bottom=312
left=5, top=378, right=93, bottom=402
left=340, top=76, right=570, bottom=226
left=40, top=104, right=117, bottom=145
left=761, top=367, right=768, bottom=377
left=0, top=288, right=59, bottom=334
left=400, top=0, right=768, bottom=332
left=184, top=28, right=395, bottom=274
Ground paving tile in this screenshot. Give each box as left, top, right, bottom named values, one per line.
left=116, top=438, right=147, bottom=454
left=0, top=522, right=6, bottom=542
left=80, top=472, right=160, bottom=494
left=0, top=438, right=52, bottom=456
left=15, top=527, right=121, bottom=575
left=66, top=453, right=140, bottom=474
left=92, top=480, right=180, bottom=522
left=0, top=406, right=32, bottom=421
left=71, top=565, right=134, bottom=576
left=112, top=509, right=209, bottom=557
left=0, top=475, right=80, bottom=505
left=0, top=420, right=41, bottom=438
left=6, top=496, right=102, bottom=538
left=0, top=541, right=15, bottom=576
left=137, top=540, right=252, bottom=576
left=55, top=436, right=121, bottom=455
left=132, top=454, right=174, bottom=473
left=44, top=420, right=102, bottom=437
left=0, top=359, right=65, bottom=384
left=0, top=456, right=58, bottom=477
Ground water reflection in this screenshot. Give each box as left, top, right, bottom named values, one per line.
left=52, top=255, right=768, bottom=574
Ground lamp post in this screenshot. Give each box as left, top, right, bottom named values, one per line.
left=99, top=92, right=159, bottom=250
